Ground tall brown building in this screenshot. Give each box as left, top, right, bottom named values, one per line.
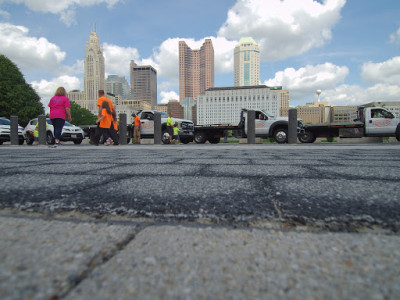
left=130, top=60, right=157, bottom=108
left=179, top=39, right=214, bottom=101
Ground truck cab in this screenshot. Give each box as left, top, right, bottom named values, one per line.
left=242, top=109, right=303, bottom=143
left=137, top=110, right=194, bottom=144
left=360, top=107, right=400, bottom=137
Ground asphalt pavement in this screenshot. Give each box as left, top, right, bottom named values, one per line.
left=1, top=142, right=400, bottom=299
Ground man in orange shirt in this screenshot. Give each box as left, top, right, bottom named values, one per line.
left=90, top=90, right=119, bottom=145
left=132, top=113, right=141, bottom=144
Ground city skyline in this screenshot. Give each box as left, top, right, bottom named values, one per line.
left=1, top=0, right=400, bottom=110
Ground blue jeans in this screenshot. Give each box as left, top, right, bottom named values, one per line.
left=50, top=118, right=65, bottom=140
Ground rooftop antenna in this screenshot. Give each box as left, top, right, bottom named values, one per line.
left=93, top=23, right=96, bottom=32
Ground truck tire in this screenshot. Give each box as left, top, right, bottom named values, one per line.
left=299, top=130, right=316, bottom=143
left=194, top=131, right=207, bottom=144
left=26, top=132, right=34, bottom=145
left=162, top=129, right=171, bottom=144
left=208, top=137, right=220, bottom=144
left=73, top=139, right=83, bottom=144
left=273, top=128, right=288, bottom=144
left=396, top=125, right=400, bottom=142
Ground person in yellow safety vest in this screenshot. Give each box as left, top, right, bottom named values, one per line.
left=166, top=112, right=174, bottom=143
left=33, top=119, right=49, bottom=145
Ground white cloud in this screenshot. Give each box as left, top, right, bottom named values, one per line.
left=322, top=83, right=400, bottom=106
left=389, top=27, right=400, bottom=44
left=361, top=57, right=400, bottom=85
left=0, top=22, right=66, bottom=72
left=30, top=75, right=81, bottom=108
left=218, top=0, right=346, bottom=61
left=0, top=9, right=10, bottom=19
left=159, top=91, right=179, bottom=104
left=103, top=43, right=140, bottom=77
left=264, top=62, right=349, bottom=100
left=3, top=0, right=122, bottom=26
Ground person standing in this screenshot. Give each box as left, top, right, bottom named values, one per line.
left=132, top=113, right=141, bottom=144
left=166, top=112, right=174, bottom=143
left=172, top=122, right=181, bottom=144
left=95, top=101, right=114, bottom=145
left=48, top=87, right=71, bottom=146
left=91, top=90, right=119, bottom=145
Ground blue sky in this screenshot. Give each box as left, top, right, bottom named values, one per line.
left=1, top=0, right=400, bottom=109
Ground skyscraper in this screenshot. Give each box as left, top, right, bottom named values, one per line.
left=234, top=37, right=260, bottom=87
left=130, top=60, right=157, bottom=108
left=179, top=39, right=214, bottom=101
left=84, top=30, right=105, bottom=112
left=106, top=75, right=130, bottom=100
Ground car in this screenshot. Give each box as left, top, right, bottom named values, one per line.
left=0, top=117, right=25, bottom=145
left=24, top=118, right=85, bottom=145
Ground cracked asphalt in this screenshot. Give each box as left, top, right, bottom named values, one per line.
left=1, top=143, right=400, bottom=299
left=1, top=143, right=399, bottom=231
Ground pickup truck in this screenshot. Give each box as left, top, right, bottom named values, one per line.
left=137, top=110, right=194, bottom=144
left=194, top=108, right=304, bottom=144
left=298, top=106, right=400, bottom=143
left=80, top=110, right=195, bottom=144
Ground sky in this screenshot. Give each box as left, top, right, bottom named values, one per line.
left=1, top=0, right=400, bottom=110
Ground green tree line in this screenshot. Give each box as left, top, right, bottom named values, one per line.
left=0, top=54, right=96, bottom=126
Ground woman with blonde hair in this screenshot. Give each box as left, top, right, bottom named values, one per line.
left=48, top=87, right=72, bottom=146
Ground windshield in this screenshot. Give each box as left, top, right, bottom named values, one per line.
left=154, top=111, right=169, bottom=118
left=0, top=118, right=11, bottom=125
left=261, top=110, right=275, bottom=118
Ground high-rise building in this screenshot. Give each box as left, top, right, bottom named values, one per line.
left=234, top=37, right=260, bottom=87
left=106, top=75, right=130, bottom=100
left=179, top=39, right=214, bottom=101
left=130, top=60, right=157, bottom=108
left=84, top=30, right=105, bottom=113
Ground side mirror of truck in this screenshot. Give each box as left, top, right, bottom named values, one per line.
left=147, top=114, right=154, bottom=120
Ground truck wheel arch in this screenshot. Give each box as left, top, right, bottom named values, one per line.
left=396, top=124, right=400, bottom=142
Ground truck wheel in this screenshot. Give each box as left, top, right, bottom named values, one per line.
left=298, top=130, right=316, bottom=143
left=26, top=133, right=34, bottom=145
left=273, top=128, right=288, bottom=144
left=46, top=132, right=55, bottom=145
left=194, top=131, right=207, bottom=144
left=396, top=126, right=400, bottom=142
left=208, top=137, right=220, bottom=144
left=19, top=137, right=24, bottom=145
left=162, top=130, right=170, bottom=144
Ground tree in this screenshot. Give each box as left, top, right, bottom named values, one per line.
left=0, top=55, right=44, bottom=126
left=69, top=101, right=97, bottom=125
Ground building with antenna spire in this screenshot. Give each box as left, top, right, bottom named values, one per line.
left=83, top=29, right=105, bottom=112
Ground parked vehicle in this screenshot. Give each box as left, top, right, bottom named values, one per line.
left=24, top=118, right=84, bottom=145
left=137, top=110, right=194, bottom=144
left=80, top=110, right=195, bottom=144
left=0, top=117, right=25, bottom=145
left=194, top=109, right=304, bottom=144
left=298, top=106, right=400, bottom=143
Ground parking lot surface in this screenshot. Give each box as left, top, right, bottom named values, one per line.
left=1, top=143, right=400, bottom=299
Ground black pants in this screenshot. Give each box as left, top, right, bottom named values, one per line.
left=92, top=122, right=119, bottom=145
left=50, top=118, right=65, bottom=141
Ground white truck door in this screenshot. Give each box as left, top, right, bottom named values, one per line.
left=365, top=108, right=398, bottom=135
left=140, top=112, right=154, bottom=135
left=255, top=111, right=268, bottom=135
